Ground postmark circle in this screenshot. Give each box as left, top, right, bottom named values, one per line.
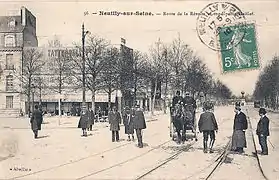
left=196, top=2, right=247, bottom=51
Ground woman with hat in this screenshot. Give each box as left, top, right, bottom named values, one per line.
left=198, top=102, right=218, bottom=153
left=231, top=106, right=248, bottom=153
left=256, top=108, right=270, bottom=155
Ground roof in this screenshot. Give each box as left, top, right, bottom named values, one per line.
left=0, top=16, right=24, bottom=33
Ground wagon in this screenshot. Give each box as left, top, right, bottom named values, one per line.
left=169, top=105, right=198, bottom=142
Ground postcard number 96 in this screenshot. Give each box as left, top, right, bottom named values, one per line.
left=224, top=57, right=233, bottom=68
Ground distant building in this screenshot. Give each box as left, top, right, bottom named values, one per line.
left=0, top=7, right=38, bottom=117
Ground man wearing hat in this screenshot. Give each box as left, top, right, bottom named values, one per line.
left=123, top=106, right=135, bottom=141
left=78, top=108, right=89, bottom=137
left=256, top=108, right=270, bottom=155
left=132, top=104, right=146, bottom=148
left=172, top=91, right=184, bottom=108
left=231, top=106, right=248, bottom=153
left=198, top=102, right=218, bottom=153
left=183, top=91, right=197, bottom=128
left=108, top=106, right=122, bottom=142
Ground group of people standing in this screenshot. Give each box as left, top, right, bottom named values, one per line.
left=77, top=108, right=95, bottom=136
left=77, top=104, right=147, bottom=148
left=171, top=90, right=270, bottom=155
left=230, top=105, right=270, bottom=155
left=197, top=101, right=270, bottom=155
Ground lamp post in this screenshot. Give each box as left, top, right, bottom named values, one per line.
left=31, top=83, right=35, bottom=113
left=82, top=23, right=90, bottom=110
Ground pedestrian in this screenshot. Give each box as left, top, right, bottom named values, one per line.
left=30, top=105, right=43, bottom=139
left=198, top=102, right=218, bottom=153
left=108, top=106, right=121, bottom=142
left=231, top=106, right=248, bottom=153
left=132, top=104, right=146, bottom=148
left=256, top=108, right=270, bottom=155
left=87, top=108, right=95, bottom=131
left=123, top=106, right=135, bottom=141
left=78, top=108, right=89, bottom=137
left=172, top=90, right=184, bottom=108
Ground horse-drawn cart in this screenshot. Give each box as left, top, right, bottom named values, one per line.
left=170, top=103, right=198, bottom=143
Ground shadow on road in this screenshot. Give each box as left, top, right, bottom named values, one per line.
left=37, top=135, right=50, bottom=139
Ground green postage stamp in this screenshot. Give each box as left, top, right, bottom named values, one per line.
left=218, top=23, right=259, bottom=73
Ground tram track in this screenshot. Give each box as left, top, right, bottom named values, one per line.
left=76, top=139, right=176, bottom=180
left=134, top=141, right=197, bottom=180
left=133, top=114, right=232, bottom=180
left=202, top=107, right=269, bottom=180
left=7, top=116, right=163, bottom=179
left=6, top=107, right=238, bottom=179
left=246, top=109, right=269, bottom=180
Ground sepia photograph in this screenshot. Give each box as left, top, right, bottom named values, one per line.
left=0, top=0, right=278, bottom=179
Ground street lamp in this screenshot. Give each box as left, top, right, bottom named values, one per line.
left=31, top=83, right=35, bottom=113
left=82, top=23, right=90, bottom=110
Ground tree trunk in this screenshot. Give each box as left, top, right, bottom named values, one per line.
left=163, top=79, right=168, bottom=114
left=151, top=78, right=157, bottom=115
left=91, top=89, right=96, bottom=112
left=28, top=80, right=31, bottom=117
left=108, top=87, right=112, bottom=111
left=27, top=90, right=31, bottom=117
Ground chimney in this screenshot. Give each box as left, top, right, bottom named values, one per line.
left=21, top=6, right=26, bottom=26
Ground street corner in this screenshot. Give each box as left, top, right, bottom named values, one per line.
left=218, top=22, right=260, bottom=74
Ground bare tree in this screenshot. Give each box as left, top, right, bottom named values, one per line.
left=253, top=56, right=279, bottom=109
left=72, top=35, right=110, bottom=111
left=168, top=34, right=193, bottom=94
left=21, top=47, right=44, bottom=116
left=48, top=37, right=73, bottom=115
left=148, top=38, right=166, bottom=114
left=99, top=47, right=120, bottom=110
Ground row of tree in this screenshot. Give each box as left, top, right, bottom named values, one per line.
left=253, top=56, right=279, bottom=109
left=20, top=34, right=232, bottom=115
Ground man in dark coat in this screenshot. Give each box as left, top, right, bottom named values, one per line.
left=172, top=91, right=184, bottom=108
left=30, top=105, right=43, bottom=139
left=78, top=109, right=89, bottom=137
left=231, top=106, right=248, bottom=153
left=123, top=106, right=135, bottom=141
left=132, top=105, right=146, bottom=148
left=108, top=106, right=121, bottom=142
left=183, top=92, right=197, bottom=126
left=256, top=108, right=270, bottom=155
left=183, top=91, right=197, bottom=109
left=198, top=102, right=218, bottom=153
left=87, top=108, right=95, bottom=131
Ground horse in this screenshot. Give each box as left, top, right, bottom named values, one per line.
left=171, top=103, right=188, bottom=143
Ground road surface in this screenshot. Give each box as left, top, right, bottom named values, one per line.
left=0, top=105, right=278, bottom=179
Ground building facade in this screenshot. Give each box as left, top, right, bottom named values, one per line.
left=0, top=7, right=38, bottom=117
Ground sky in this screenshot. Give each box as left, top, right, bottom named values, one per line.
left=1, top=0, right=279, bottom=96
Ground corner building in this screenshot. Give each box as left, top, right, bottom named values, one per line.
left=0, top=7, right=38, bottom=117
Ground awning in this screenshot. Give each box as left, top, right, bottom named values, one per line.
left=39, top=92, right=116, bottom=103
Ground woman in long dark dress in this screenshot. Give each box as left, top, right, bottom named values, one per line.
left=123, top=107, right=135, bottom=141
left=78, top=109, right=89, bottom=137
left=231, top=106, right=248, bottom=153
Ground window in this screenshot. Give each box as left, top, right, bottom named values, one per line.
left=6, top=96, right=13, bottom=109
left=5, top=54, right=14, bottom=70
left=5, top=35, right=15, bottom=47
left=6, top=75, right=13, bottom=91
